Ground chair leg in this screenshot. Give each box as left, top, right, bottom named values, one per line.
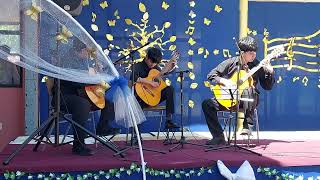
left=157, top=110, right=164, bottom=140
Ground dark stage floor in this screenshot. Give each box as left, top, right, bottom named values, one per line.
left=1, top=138, right=320, bottom=173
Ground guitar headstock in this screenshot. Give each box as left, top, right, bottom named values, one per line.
left=266, top=44, right=286, bottom=60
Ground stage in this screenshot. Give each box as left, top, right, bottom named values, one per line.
left=1, top=131, right=320, bottom=179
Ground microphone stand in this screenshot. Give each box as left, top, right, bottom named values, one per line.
left=205, top=38, right=261, bottom=156
left=113, top=42, right=166, bottom=155
left=169, top=70, right=208, bottom=152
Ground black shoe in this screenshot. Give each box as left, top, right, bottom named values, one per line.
left=96, top=127, right=121, bottom=136
left=72, top=146, right=94, bottom=156
left=205, top=136, right=226, bottom=146
left=130, top=136, right=143, bottom=146
left=165, top=121, right=179, bottom=129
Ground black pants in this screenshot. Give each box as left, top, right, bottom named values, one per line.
left=202, top=88, right=257, bottom=138
left=61, top=94, right=114, bottom=149
left=137, top=85, right=175, bottom=116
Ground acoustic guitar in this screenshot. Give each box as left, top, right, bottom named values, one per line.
left=213, top=45, right=284, bottom=108
left=85, top=81, right=110, bottom=109
left=135, top=51, right=180, bottom=106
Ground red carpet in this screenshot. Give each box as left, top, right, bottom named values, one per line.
left=1, top=139, right=320, bottom=173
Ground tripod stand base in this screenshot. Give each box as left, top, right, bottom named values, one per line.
left=169, top=136, right=208, bottom=152
left=205, top=144, right=262, bottom=156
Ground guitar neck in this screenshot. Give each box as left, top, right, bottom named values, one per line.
left=241, top=64, right=262, bottom=82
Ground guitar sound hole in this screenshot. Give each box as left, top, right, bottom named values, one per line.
left=153, top=78, right=160, bottom=83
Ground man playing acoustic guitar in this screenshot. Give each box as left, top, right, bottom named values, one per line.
left=202, top=36, right=275, bottom=146
left=50, top=39, right=120, bottom=156
left=131, top=47, right=179, bottom=130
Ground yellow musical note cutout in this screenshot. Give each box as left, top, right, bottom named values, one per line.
left=204, top=49, right=209, bottom=59
left=162, top=1, right=169, bottom=10
left=185, top=26, right=195, bottom=36
left=302, top=76, right=308, bottom=86
left=223, top=49, right=232, bottom=58
left=293, top=77, right=300, bottom=82
left=25, top=2, right=43, bottom=21
left=92, top=12, right=97, bottom=22
left=100, top=1, right=108, bottom=9
left=55, top=26, right=73, bottom=44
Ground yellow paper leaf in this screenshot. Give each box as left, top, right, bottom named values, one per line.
left=188, top=10, right=196, bottom=19
left=169, top=45, right=176, bottom=51
left=162, top=1, right=169, bottom=10
left=125, top=18, right=133, bottom=25
left=187, top=62, right=194, bottom=69
left=204, top=81, right=211, bottom=87
left=164, top=22, right=171, bottom=28
left=165, top=79, right=171, bottom=86
left=105, top=34, right=114, bottom=41
left=198, top=47, right=204, bottom=54
left=188, top=100, right=194, bottom=108
left=190, top=83, right=198, bottom=89
left=177, top=76, right=181, bottom=82
left=277, top=76, right=282, bottom=84
left=189, top=72, right=195, bottom=80
left=82, top=0, right=89, bottom=6
left=100, top=1, right=108, bottom=9
left=169, top=36, right=176, bottom=42
left=143, top=12, right=149, bottom=20
left=188, top=50, right=194, bottom=56
left=114, top=10, right=118, bottom=16
left=139, top=2, right=146, bottom=12
left=91, top=24, right=99, bottom=31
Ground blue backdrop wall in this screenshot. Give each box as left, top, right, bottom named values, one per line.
left=39, top=1, right=320, bottom=132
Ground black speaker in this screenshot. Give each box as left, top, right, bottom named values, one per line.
left=53, top=0, right=83, bottom=17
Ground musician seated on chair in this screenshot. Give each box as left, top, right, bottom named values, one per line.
left=50, top=39, right=120, bottom=156
left=131, top=47, right=179, bottom=130
left=202, top=36, right=275, bottom=146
